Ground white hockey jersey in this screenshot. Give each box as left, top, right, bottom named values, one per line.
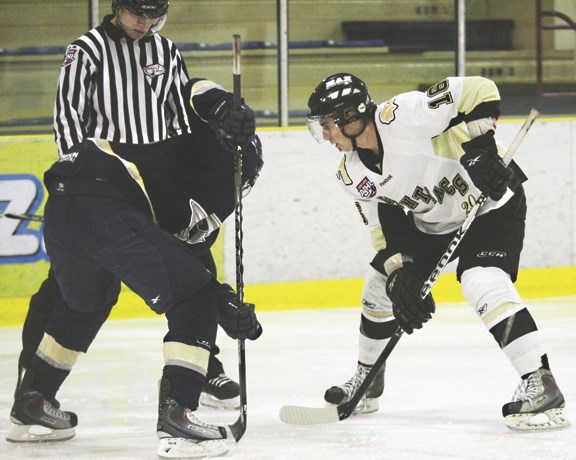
left=336, top=76, right=513, bottom=252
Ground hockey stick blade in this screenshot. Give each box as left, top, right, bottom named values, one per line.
left=280, top=404, right=339, bottom=425
left=279, top=329, right=403, bottom=425
left=279, top=108, right=540, bottom=426
left=227, top=412, right=246, bottom=442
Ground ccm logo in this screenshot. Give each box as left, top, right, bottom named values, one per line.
left=477, top=251, right=507, bottom=258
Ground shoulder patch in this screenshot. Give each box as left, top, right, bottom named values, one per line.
left=378, top=100, right=399, bottom=125
left=61, top=46, right=78, bottom=68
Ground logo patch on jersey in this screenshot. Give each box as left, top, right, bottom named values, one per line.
left=143, top=64, right=165, bottom=77
left=379, top=100, right=399, bottom=125
left=357, top=177, right=377, bottom=198
left=61, top=46, right=78, bottom=68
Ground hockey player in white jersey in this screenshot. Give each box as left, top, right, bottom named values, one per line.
left=306, top=73, right=569, bottom=431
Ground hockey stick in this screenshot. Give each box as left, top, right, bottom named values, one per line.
left=0, top=211, right=44, bottom=222
left=227, top=33, right=248, bottom=443
left=279, top=107, right=541, bottom=425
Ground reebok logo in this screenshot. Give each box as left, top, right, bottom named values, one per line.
left=379, top=174, right=393, bottom=187
left=466, top=155, right=482, bottom=167
left=151, top=295, right=161, bottom=304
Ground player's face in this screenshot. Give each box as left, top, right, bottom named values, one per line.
left=115, top=8, right=157, bottom=40
left=323, top=119, right=367, bottom=152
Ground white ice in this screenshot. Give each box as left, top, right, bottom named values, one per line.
left=1, top=297, right=575, bottom=460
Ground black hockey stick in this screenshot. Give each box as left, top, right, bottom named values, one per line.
left=227, top=33, right=248, bottom=443
left=279, top=107, right=541, bottom=425
left=0, top=211, right=44, bottom=222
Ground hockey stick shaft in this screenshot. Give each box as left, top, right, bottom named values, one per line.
left=279, top=107, right=540, bottom=425
left=228, top=33, right=248, bottom=443
left=0, top=211, right=44, bottom=222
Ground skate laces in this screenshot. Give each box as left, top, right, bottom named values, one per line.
left=513, top=371, right=544, bottom=402
left=42, top=400, right=71, bottom=421
left=184, top=409, right=218, bottom=429
left=342, top=364, right=371, bottom=397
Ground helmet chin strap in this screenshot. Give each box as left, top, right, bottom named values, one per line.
left=350, top=136, right=358, bottom=151
left=342, top=119, right=367, bottom=151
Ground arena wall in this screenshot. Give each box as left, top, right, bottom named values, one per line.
left=1, top=117, right=575, bottom=324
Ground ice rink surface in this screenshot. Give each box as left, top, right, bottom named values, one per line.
left=1, top=297, right=575, bottom=460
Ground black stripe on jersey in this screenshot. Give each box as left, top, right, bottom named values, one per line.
left=144, top=39, right=160, bottom=142
left=361, top=315, right=399, bottom=340
left=489, top=307, right=538, bottom=349
left=109, top=39, right=125, bottom=141
left=170, top=47, right=189, bottom=135
left=444, top=100, right=501, bottom=132
left=127, top=43, right=141, bottom=144
left=76, top=32, right=99, bottom=64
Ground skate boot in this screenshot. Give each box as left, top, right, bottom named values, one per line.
left=324, top=362, right=385, bottom=414
left=157, top=378, right=229, bottom=459
left=7, top=370, right=77, bottom=443
left=502, top=368, right=570, bottom=431
left=200, top=355, right=240, bottom=410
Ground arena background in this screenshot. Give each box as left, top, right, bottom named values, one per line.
left=1, top=0, right=575, bottom=325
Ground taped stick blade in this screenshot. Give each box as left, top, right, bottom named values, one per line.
left=279, top=404, right=340, bottom=425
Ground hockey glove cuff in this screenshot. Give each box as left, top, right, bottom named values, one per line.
left=214, top=282, right=262, bottom=341
left=460, top=131, right=513, bottom=201
left=209, top=94, right=256, bottom=152
left=385, top=262, right=435, bottom=334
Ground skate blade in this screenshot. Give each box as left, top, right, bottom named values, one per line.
left=158, top=437, right=228, bottom=459
left=354, top=397, right=380, bottom=415
left=325, top=397, right=379, bottom=415
left=199, top=392, right=240, bottom=410
left=6, top=423, right=75, bottom=443
left=504, top=407, right=571, bottom=432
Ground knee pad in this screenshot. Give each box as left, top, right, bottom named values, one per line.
left=461, top=266, right=522, bottom=328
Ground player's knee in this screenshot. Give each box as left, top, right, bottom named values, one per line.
left=361, top=266, right=393, bottom=320
left=461, top=266, right=522, bottom=326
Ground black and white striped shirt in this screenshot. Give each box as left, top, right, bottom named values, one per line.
left=54, top=15, right=190, bottom=155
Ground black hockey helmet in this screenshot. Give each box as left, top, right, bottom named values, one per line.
left=112, top=0, right=169, bottom=34
left=307, top=73, right=376, bottom=143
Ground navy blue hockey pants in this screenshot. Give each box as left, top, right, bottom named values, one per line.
left=42, top=193, right=218, bottom=354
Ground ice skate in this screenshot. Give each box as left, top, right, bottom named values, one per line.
left=200, top=355, right=240, bottom=410
left=324, top=362, right=385, bottom=414
left=157, top=378, right=229, bottom=459
left=7, top=370, right=77, bottom=443
left=502, top=368, right=570, bottom=432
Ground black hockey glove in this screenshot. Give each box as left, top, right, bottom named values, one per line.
left=209, top=94, right=255, bottom=151
left=460, top=131, right=513, bottom=201
left=385, top=263, right=435, bottom=334
left=214, top=282, right=262, bottom=341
